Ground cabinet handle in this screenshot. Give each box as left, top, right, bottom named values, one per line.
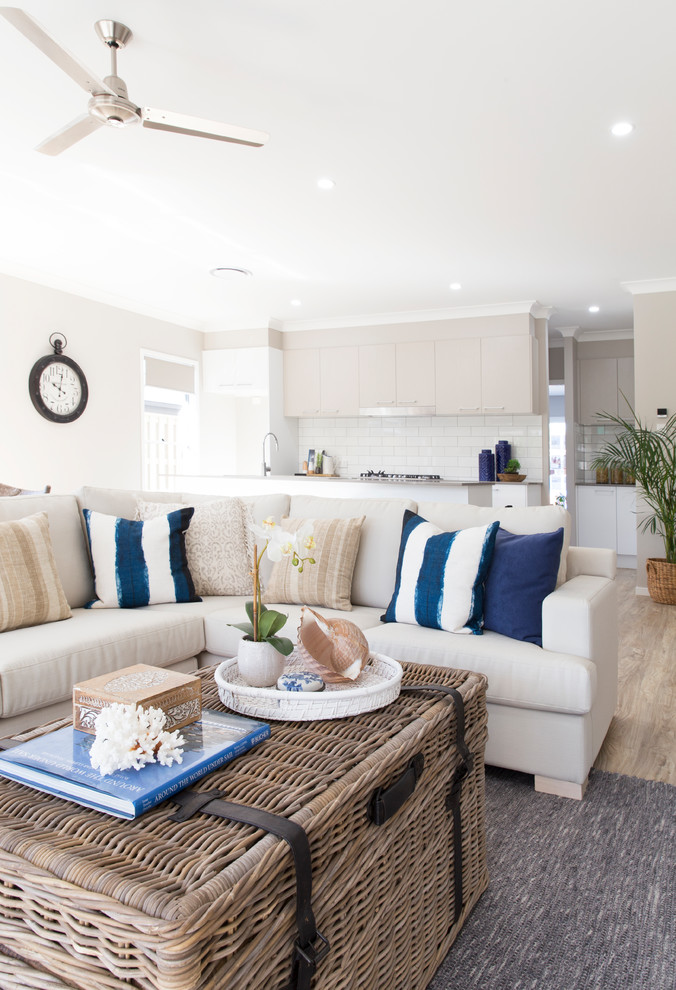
left=484, top=406, right=505, bottom=410
left=594, top=488, right=615, bottom=495
left=459, top=406, right=480, bottom=411
left=375, top=400, right=396, bottom=406
left=398, top=399, right=417, bottom=405
left=322, top=409, right=339, bottom=414
left=302, top=409, right=319, bottom=415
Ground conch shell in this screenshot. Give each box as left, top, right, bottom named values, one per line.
left=296, top=606, right=371, bottom=683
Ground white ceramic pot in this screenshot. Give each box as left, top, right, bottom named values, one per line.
left=237, top=639, right=286, bottom=688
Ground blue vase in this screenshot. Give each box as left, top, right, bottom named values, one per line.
left=495, top=441, right=511, bottom=476
left=478, top=449, right=495, bottom=482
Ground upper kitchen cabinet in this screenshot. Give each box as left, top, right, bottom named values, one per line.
left=284, top=346, right=359, bottom=417
left=435, top=338, right=482, bottom=414
left=203, top=347, right=268, bottom=396
left=283, top=348, right=321, bottom=417
left=319, top=346, right=359, bottom=416
left=578, top=357, right=635, bottom=423
left=435, top=334, right=536, bottom=415
left=359, top=342, right=434, bottom=411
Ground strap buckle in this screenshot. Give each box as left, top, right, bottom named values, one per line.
left=295, top=930, right=330, bottom=972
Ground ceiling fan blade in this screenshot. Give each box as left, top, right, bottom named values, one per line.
left=0, top=6, right=115, bottom=96
left=36, top=114, right=104, bottom=156
left=141, top=107, right=268, bottom=147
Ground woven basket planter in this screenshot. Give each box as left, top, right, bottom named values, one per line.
left=646, top=557, right=676, bottom=604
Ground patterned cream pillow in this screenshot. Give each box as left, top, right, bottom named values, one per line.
left=137, top=498, right=253, bottom=596
left=263, top=516, right=365, bottom=611
left=0, top=512, right=72, bottom=632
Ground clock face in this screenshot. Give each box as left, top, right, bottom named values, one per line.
left=29, top=354, right=88, bottom=423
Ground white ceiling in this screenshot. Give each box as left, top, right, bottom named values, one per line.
left=1, top=1, right=674, bottom=334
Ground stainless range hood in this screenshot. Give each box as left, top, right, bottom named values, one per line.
left=359, top=405, right=436, bottom=417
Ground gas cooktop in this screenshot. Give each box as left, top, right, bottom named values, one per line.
left=360, top=471, right=442, bottom=481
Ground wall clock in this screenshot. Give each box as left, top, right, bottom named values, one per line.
left=29, top=333, right=89, bottom=424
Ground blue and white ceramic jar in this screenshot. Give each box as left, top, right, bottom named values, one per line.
left=478, top=449, right=495, bottom=482
left=495, top=440, right=511, bottom=476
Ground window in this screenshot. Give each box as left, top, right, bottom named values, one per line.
left=141, top=353, right=198, bottom=491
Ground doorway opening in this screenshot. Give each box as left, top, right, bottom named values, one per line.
left=549, top=384, right=566, bottom=506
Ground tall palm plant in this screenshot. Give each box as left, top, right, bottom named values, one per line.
left=591, top=409, right=676, bottom=564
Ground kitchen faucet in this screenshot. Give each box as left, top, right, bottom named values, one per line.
left=262, top=432, right=279, bottom=476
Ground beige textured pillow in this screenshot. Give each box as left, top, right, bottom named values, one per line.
left=263, top=516, right=365, bottom=611
left=0, top=512, right=72, bottom=632
left=136, top=498, right=253, bottom=596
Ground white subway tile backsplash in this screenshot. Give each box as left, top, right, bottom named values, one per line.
left=297, top=414, right=544, bottom=481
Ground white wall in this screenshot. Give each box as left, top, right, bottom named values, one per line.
left=1, top=273, right=204, bottom=493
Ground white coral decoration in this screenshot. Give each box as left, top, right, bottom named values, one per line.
left=90, top=703, right=185, bottom=776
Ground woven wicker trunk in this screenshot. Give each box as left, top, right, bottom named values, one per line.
left=0, top=663, right=488, bottom=990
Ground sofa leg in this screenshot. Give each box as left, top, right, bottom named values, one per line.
left=534, top=774, right=587, bottom=800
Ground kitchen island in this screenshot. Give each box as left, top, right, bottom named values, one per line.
left=168, top=474, right=543, bottom=506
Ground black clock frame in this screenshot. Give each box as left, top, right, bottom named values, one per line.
left=29, top=353, right=89, bottom=424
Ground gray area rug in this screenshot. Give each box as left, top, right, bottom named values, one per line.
left=428, top=768, right=676, bottom=990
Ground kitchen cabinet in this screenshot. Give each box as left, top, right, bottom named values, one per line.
left=616, top=486, right=637, bottom=555
left=576, top=485, right=617, bottom=550
left=491, top=483, right=541, bottom=508
left=202, top=348, right=268, bottom=396
left=435, top=334, right=535, bottom=415
left=435, top=338, right=482, bottom=414
left=284, top=346, right=359, bottom=417
left=395, top=341, right=435, bottom=408
left=283, top=349, right=320, bottom=417
left=359, top=344, right=396, bottom=408
left=578, top=357, right=634, bottom=423
left=359, top=342, right=434, bottom=410
left=576, top=485, right=637, bottom=557
left=319, top=346, right=359, bottom=416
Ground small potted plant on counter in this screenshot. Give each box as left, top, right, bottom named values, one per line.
left=497, top=458, right=526, bottom=482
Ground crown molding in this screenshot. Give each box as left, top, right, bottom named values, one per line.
left=555, top=326, right=582, bottom=339
left=531, top=303, right=555, bottom=320
left=578, top=328, right=634, bottom=342
left=274, top=300, right=545, bottom=332
left=0, top=260, right=202, bottom=330
left=621, top=277, right=676, bottom=295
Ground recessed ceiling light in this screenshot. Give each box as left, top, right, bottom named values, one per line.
left=210, top=267, right=252, bottom=280
left=290, top=299, right=302, bottom=306
left=449, top=282, right=462, bottom=291
left=611, top=121, right=634, bottom=137
left=317, top=177, right=335, bottom=190
left=588, top=305, right=600, bottom=313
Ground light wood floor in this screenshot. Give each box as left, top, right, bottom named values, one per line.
left=594, top=568, right=676, bottom=785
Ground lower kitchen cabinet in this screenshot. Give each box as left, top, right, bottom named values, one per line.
left=576, top=485, right=637, bottom=557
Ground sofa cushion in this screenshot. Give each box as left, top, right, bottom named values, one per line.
left=83, top=509, right=200, bottom=608
left=365, top=621, right=595, bottom=716
left=288, top=494, right=416, bottom=609
left=384, top=511, right=499, bottom=635
left=0, top=607, right=205, bottom=718
left=483, top=527, right=565, bottom=646
left=263, top=516, right=365, bottom=610
left=137, top=498, right=253, bottom=596
left=415, top=501, right=570, bottom=586
left=0, top=512, right=72, bottom=632
left=0, top=494, right=94, bottom=607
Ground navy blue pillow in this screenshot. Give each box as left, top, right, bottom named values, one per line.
left=482, top=527, right=564, bottom=646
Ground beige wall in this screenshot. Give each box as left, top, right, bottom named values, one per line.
left=2, top=273, right=204, bottom=493
left=632, top=291, right=676, bottom=586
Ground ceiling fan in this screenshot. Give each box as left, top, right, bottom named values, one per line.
left=0, top=7, right=269, bottom=155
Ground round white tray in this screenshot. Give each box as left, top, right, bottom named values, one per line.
left=214, top=653, right=402, bottom=721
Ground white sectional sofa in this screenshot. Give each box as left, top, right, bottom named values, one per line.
left=0, top=485, right=618, bottom=799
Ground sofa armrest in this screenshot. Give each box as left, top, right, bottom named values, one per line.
left=542, top=574, right=617, bottom=661
left=565, top=545, right=617, bottom=581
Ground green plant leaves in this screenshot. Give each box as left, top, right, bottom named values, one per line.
left=266, top=635, right=294, bottom=656
left=257, top=608, right=288, bottom=639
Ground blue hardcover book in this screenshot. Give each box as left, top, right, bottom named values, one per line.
left=0, top=709, right=270, bottom=820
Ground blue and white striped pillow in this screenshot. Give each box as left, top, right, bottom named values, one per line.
left=383, top=510, right=499, bottom=635
left=83, top=508, right=200, bottom=609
